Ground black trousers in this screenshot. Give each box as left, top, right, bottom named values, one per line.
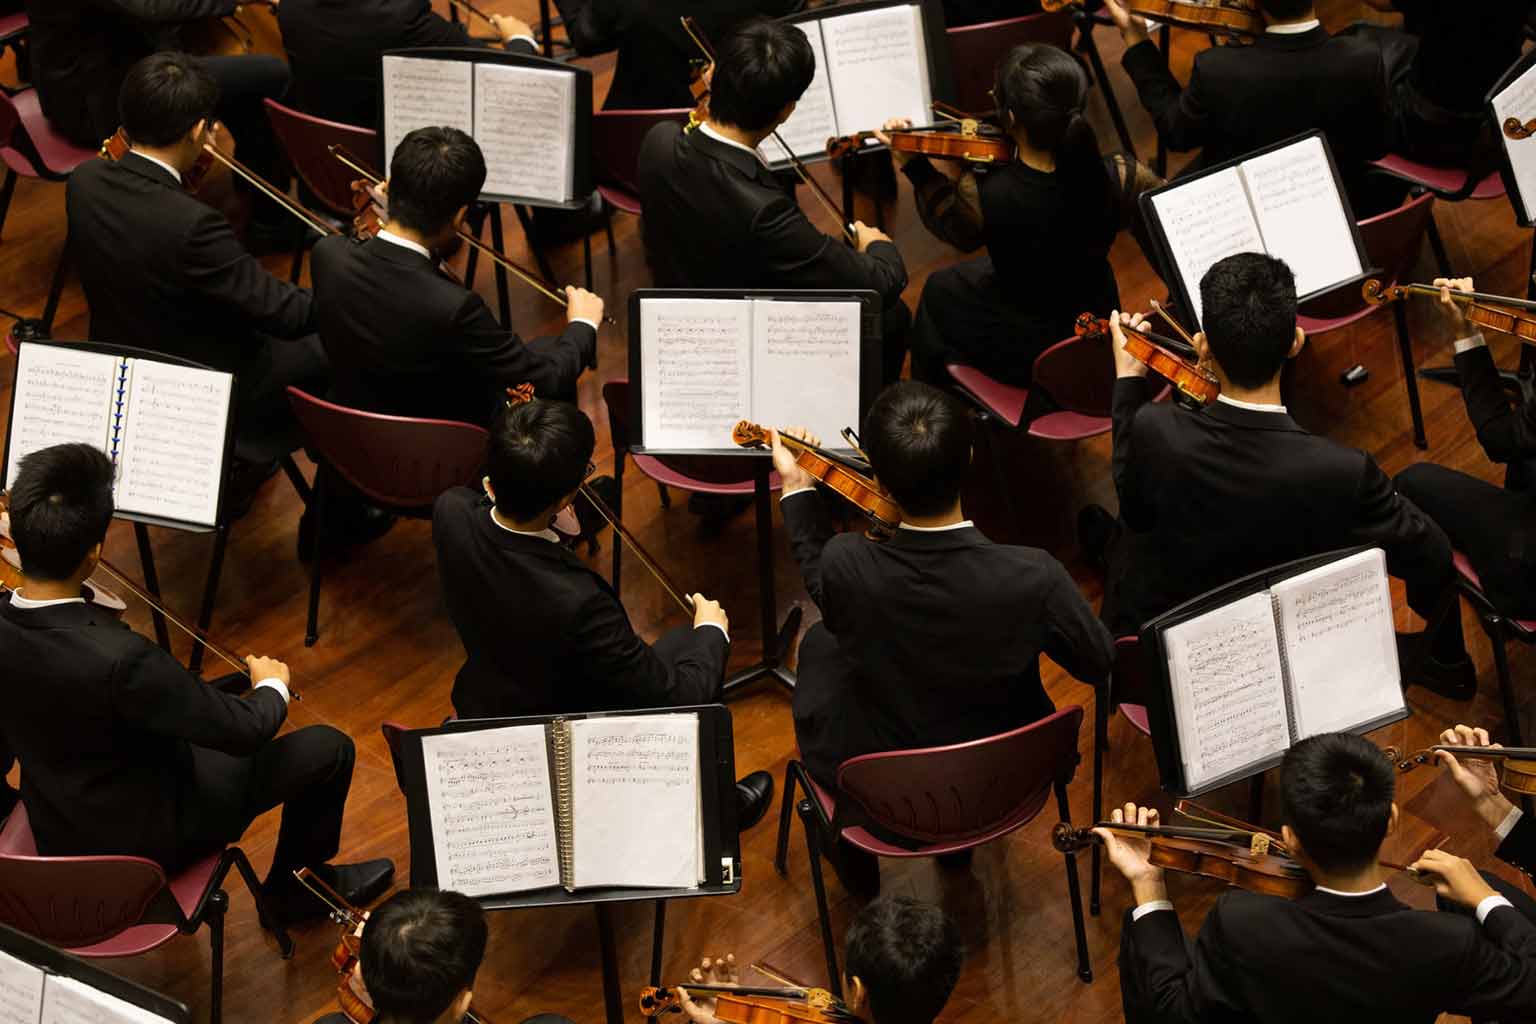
left=197, top=54, right=293, bottom=222
left=881, top=298, right=912, bottom=387
left=237, top=333, right=329, bottom=450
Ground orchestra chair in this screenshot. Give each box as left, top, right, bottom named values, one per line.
left=0, top=803, right=292, bottom=1024
left=0, top=12, right=30, bottom=94
left=262, top=99, right=379, bottom=283
left=1295, top=189, right=1439, bottom=450
left=286, top=388, right=488, bottom=646
left=1448, top=551, right=1536, bottom=752
left=1366, top=150, right=1506, bottom=279
left=591, top=109, right=689, bottom=279
left=773, top=707, right=1093, bottom=991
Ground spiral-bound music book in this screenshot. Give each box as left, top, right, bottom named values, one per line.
left=0, top=924, right=188, bottom=1024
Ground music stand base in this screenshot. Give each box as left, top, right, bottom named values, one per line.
left=721, top=605, right=802, bottom=698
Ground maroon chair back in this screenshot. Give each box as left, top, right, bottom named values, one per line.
left=1299, top=191, right=1436, bottom=321
left=602, top=378, right=758, bottom=486
left=946, top=12, right=1076, bottom=115
left=286, top=388, right=488, bottom=510
left=263, top=98, right=380, bottom=218
left=593, top=109, right=689, bottom=212
left=836, top=706, right=1084, bottom=844
left=1031, top=332, right=1115, bottom=416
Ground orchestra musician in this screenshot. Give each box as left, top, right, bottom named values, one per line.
left=310, top=126, right=602, bottom=423
left=771, top=382, right=1113, bottom=894
left=0, top=444, right=394, bottom=928
left=636, top=17, right=912, bottom=386
left=1080, top=253, right=1469, bottom=697
left=431, top=398, right=775, bottom=828
left=1434, top=724, right=1536, bottom=876
left=1098, top=731, right=1536, bottom=1022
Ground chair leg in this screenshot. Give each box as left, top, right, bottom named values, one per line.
left=305, top=466, right=327, bottom=646
left=0, top=168, right=17, bottom=241
left=229, top=848, right=294, bottom=957
left=1426, top=212, right=1452, bottom=278
left=583, top=230, right=594, bottom=291
left=288, top=246, right=304, bottom=284
left=774, top=762, right=801, bottom=876
left=41, top=241, right=69, bottom=334
left=206, top=889, right=227, bottom=1024
left=1090, top=687, right=1109, bottom=916
left=799, top=799, right=843, bottom=997
left=1392, top=301, right=1428, bottom=450
left=611, top=454, right=624, bottom=591
left=188, top=523, right=229, bottom=675
left=1056, top=782, right=1094, bottom=983
left=279, top=454, right=312, bottom=506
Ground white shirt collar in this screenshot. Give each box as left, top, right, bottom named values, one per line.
left=1217, top=394, right=1288, bottom=414
left=1313, top=883, right=1388, bottom=897
left=1266, top=18, right=1321, bottom=34
left=698, top=122, right=764, bottom=160
left=898, top=520, right=975, bottom=533
left=9, top=589, right=85, bottom=610
left=130, top=150, right=184, bottom=184
left=375, top=228, right=434, bottom=261
left=488, top=507, right=560, bottom=544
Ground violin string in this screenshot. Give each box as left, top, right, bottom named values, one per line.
left=1148, top=299, right=1199, bottom=349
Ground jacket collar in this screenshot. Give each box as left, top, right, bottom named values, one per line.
left=1294, top=885, right=1408, bottom=918
left=687, top=126, right=778, bottom=188
left=363, top=234, right=436, bottom=269
left=1254, top=24, right=1331, bottom=51
left=0, top=599, right=114, bottom=631
left=472, top=497, right=614, bottom=584
left=1200, top=398, right=1309, bottom=433
left=886, top=524, right=992, bottom=552
left=117, top=151, right=183, bottom=189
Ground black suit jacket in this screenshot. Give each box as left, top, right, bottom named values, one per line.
left=1457, top=343, right=1536, bottom=465
left=1104, top=379, right=1452, bottom=636
left=1498, top=813, right=1536, bottom=875
left=66, top=153, right=316, bottom=381
left=432, top=487, right=728, bottom=719
left=0, top=600, right=286, bottom=866
left=783, top=490, right=1113, bottom=784
left=278, top=0, right=533, bottom=131
left=1121, top=886, right=1536, bottom=1022
left=638, top=122, right=907, bottom=304
left=309, top=235, right=594, bottom=423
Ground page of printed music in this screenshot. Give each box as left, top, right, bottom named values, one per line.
left=5, top=0, right=1536, bottom=1022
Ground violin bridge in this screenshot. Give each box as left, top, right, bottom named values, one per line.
left=959, top=118, right=980, bottom=138
left=1249, top=834, right=1271, bottom=857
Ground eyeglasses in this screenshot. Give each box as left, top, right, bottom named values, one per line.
left=584, top=461, right=596, bottom=480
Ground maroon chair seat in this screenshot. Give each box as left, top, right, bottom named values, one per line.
left=1369, top=154, right=1506, bottom=202
left=263, top=99, right=379, bottom=282
left=593, top=108, right=690, bottom=216
left=0, top=14, right=26, bottom=39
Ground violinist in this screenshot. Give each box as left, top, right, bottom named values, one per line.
left=310, top=126, right=601, bottom=424
left=1080, top=254, right=1468, bottom=697
left=1432, top=724, right=1536, bottom=878
left=0, top=444, right=394, bottom=929
left=431, top=398, right=775, bottom=828
left=771, top=382, right=1112, bottom=895
left=1098, top=732, right=1536, bottom=1023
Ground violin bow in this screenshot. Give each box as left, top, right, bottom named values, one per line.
left=1147, top=299, right=1200, bottom=355
left=771, top=134, right=858, bottom=244
left=447, top=0, right=497, bottom=28
left=200, top=142, right=336, bottom=238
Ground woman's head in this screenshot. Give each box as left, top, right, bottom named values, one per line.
left=992, top=43, right=1090, bottom=152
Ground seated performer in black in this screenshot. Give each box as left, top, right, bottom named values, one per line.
left=772, top=382, right=1114, bottom=892
left=1395, top=277, right=1536, bottom=626
left=310, top=126, right=601, bottom=425
left=1433, top=723, right=1536, bottom=877
left=1081, top=253, right=1467, bottom=696
left=637, top=17, right=911, bottom=385
left=1098, top=731, right=1536, bottom=1022
left=432, top=398, right=774, bottom=826
left=280, top=0, right=536, bottom=131
left=0, top=444, right=392, bottom=926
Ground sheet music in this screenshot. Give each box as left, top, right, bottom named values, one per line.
left=0, top=949, right=43, bottom=1024
left=382, top=56, right=474, bottom=174
left=751, top=299, right=861, bottom=446
left=1493, top=59, right=1536, bottom=221
left=639, top=298, right=752, bottom=449
left=569, top=714, right=700, bottom=890
left=113, top=361, right=231, bottom=528
left=1149, top=167, right=1265, bottom=325
left=1272, top=549, right=1403, bottom=738
left=1164, top=591, right=1291, bottom=791
left=41, top=976, right=170, bottom=1024
left=760, top=22, right=836, bottom=162
left=474, top=63, right=576, bottom=203
left=821, top=4, right=931, bottom=143
left=1239, top=136, right=1362, bottom=300
left=4, top=345, right=116, bottom=488
left=421, top=726, right=561, bottom=898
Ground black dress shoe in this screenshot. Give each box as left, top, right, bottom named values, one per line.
left=1077, top=503, right=1117, bottom=570
left=735, top=770, right=774, bottom=832
left=1397, top=632, right=1477, bottom=700
left=297, top=503, right=397, bottom=562
left=263, top=858, right=395, bottom=927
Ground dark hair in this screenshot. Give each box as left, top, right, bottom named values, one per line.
left=862, top=382, right=973, bottom=518
left=709, top=18, right=815, bottom=133
left=486, top=399, right=595, bottom=521
left=1199, top=253, right=1298, bottom=389
left=119, top=52, right=221, bottom=149
left=1281, top=732, right=1395, bottom=875
left=359, top=889, right=488, bottom=1023
left=845, top=897, right=963, bottom=1024
left=1258, top=0, right=1315, bottom=21
left=387, top=127, right=487, bottom=236
left=8, top=443, right=115, bottom=582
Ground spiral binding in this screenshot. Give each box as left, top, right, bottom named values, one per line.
left=552, top=719, right=576, bottom=890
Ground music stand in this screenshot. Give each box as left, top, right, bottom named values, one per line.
left=0, top=922, right=191, bottom=1022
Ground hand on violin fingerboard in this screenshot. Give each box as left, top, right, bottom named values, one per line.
left=1102, top=0, right=1151, bottom=45
left=769, top=428, right=820, bottom=495
left=1094, top=803, right=1170, bottom=906
left=1436, top=724, right=1516, bottom=831
left=675, top=955, right=738, bottom=1024
left=1432, top=276, right=1474, bottom=337
left=875, top=118, right=915, bottom=169
left=1109, top=311, right=1153, bottom=380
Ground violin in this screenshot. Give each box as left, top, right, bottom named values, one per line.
left=825, top=122, right=1013, bottom=165
left=1040, top=0, right=1262, bottom=38
left=1505, top=118, right=1536, bottom=141
left=639, top=985, right=855, bottom=1024
left=1073, top=310, right=1220, bottom=407
left=1052, top=821, right=1313, bottom=898
left=1363, top=279, right=1536, bottom=348
left=1389, top=744, right=1536, bottom=797
left=731, top=422, right=901, bottom=534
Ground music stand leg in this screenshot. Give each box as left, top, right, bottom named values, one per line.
left=188, top=523, right=229, bottom=675
left=1075, top=13, right=1136, bottom=160
left=721, top=461, right=800, bottom=697
left=132, top=522, right=172, bottom=652
left=650, top=901, right=666, bottom=985
left=489, top=205, right=513, bottom=328
left=595, top=903, right=625, bottom=1024
left=512, top=204, right=560, bottom=287
left=1153, top=26, right=1169, bottom=178
left=540, top=0, right=554, bottom=58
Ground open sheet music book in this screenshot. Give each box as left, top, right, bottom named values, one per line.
left=1157, top=548, right=1405, bottom=795
left=3, top=343, right=233, bottom=529
left=420, top=713, right=703, bottom=897
left=1143, top=133, right=1365, bottom=326
left=1490, top=51, right=1536, bottom=225
left=0, top=949, right=173, bottom=1024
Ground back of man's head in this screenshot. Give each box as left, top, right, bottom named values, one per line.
left=388, top=126, right=488, bottom=237
left=1198, top=253, right=1299, bottom=389
left=844, top=897, right=963, bottom=1024
left=709, top=18, right=815, bottom=133
left=486, top=398, right=595, bottom=521
left=862, top=381, right=973, bottom=518
left=1281, top=731, right=1395, bottom=875
left=9, top=443, right=115, bottom=582
left=360, top=889, right=488, bottom=1024
left=119, top=52, right=221, bottom=149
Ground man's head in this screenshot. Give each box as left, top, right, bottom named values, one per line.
left=360, top=889, right=487, bottom=1024
left=708, top=18, right=815, bottom=135
left=1257, top=0, right=1315, bottom=23
left=119, top=52, right=221, bottom=154
left=1280, top=731, right=1397, bottom=877
left=1196, top=253, right=1305, bottom=390
left=484, top=398, right=595, bottom=524
left=8, top=443, right=114, bottom=583
left=843, top=897, right=963, bottom=1024
left=387, top=127, right=488, bottom=242
left=862, top=381, right=973, bottom=518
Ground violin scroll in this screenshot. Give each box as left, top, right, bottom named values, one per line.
left=1051, top=822, right=1096, bottom=854
left=1360, top=278, right=1403, bottom=307
left=1505, top=117, right=1536, bottom=141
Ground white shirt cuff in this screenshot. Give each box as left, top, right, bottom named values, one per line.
left=570, top=317, right=599, bottom=332
left=780, top=486, right=816, bottom=503
left=1454, top=332, right=1487, bottom=354
left=696, top=622, right=729, bottom=643
left=254, top=677, right=290, bottom=706
left=506, top=34, right=537, bottom=48
left=1132, top=900, right=1174, bottom=921
left=1496, top=806, right=1524, bottom=841
left=1477, top=894, right=1514, bottom=925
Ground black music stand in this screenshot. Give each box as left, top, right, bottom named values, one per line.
left=0, top=923, right=191, bottom=1022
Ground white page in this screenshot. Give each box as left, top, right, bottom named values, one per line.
left=1272, top=549, right=1403, bottom=739
left=41, top=975, right=170, bottom=1024
left=1240, top=136, right=1362, bottom=300
left=1163, top=591, right=1292, bottom=791
left=5, top=346, right=117, bottom=488
left=0, top=949, right=43, bottom=1024
left=639, top=298, right=752, bottom=450
left=474, top=63, right=576, bottom=204
left=1493, top=61, right=1536, bottom=220
left=382, top=56, right=474, bottom=171
left=750, top=299, right=861, bottom=447
left=759, top=23, right=836, bottom=162
left=113, top=361, right=232, bottom=528
left=569, top=714, right=699, bottom=890
left=1149, top=167, right=1265, bottom=325
left=421, top=726, right=561, bottom=898
left=821, top=4, right=931, bottom=141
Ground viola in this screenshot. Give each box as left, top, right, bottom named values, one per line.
left=1040, top=0, right=1262, bottom=38
left=99, top=126, right=222, bottom=195
left=1073, top=312, right=1220, bottom=407
left=731, top=422, right=900, bottom=534
left=1363, top=279, right=1536, bottom=347
left=1052, top=821, right=1313, bottom=898
left=639, top=985, right=854, bottom=1024
left=826, top=123, right=1013, bottom=165
left=1389, top=744, right=1536, bottom=797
